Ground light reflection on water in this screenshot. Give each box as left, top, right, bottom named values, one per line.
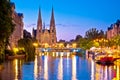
left=0, top=52, right=120, bottom=80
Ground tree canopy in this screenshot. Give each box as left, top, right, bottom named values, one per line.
left=0, top=0, right=15, bottom=40
left=0, top=0, right=15, bottom=60
left=85, top=28, right=105, bottom=40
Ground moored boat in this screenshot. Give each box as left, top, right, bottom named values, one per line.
left=95, top=56, right=114, bottom=65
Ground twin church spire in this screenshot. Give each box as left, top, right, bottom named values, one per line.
left=36, top=7, right=57, bottom=47
left=37, top=7, right=55, bottom=31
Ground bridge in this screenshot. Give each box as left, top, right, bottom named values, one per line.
left=36, top=48, right=82, bottom=53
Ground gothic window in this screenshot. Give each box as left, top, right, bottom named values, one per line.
left=52, top=30, right=54, bottom=32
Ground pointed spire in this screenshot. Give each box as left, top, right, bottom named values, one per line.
left=50, top=7, right=55, bottom=30
left=38, top=7, right=42, bottom=24
left=37, top=7, right=42, bottom=31
left=51, top=6, right=54, bottom=22
left=36, top=7, right=42, bottom=40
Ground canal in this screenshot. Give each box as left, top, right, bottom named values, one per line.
left=0, top=52, right=120, bottom=80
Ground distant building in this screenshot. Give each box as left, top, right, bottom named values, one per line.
left=23, top=30, right=32, bottom=38
left=32, top=8, right=57, bottom=47
left=107, top=20, right=120, bottom=39
left=9, top=2, right=24, bottom=48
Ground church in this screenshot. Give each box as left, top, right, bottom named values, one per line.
left=32, top=8, right=57, bottom=48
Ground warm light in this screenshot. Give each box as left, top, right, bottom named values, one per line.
left=44, top=56, right=48, bottom=80
left=44, top=43, right=49, bottom=48
left=52, top=52, right=55, bottom=57
left=60, top=52, right=64, bottom=57
left=34, top=56, right=38, bottom=79
left=67, top=52, right=70, bottom=57
left=66, top=44, right=70, bottom=48
left=72, top=43, right=77, bottom=48
left=58, top=57, right=63, bottom=80
left=56, top=52, right=58, bottom=57
left=72, top=55, right=77, bottom=80
left=33, top=43, right=38, bottom=47
left=14, top=59, right=18, bottom=80
left=13, top=48, right=19, bottom=53
left=18, top=47, right=25, bottom=51
left=59, top=43, right=64, bottom=48
left=91, top=59, right=95, bottom=80
left=117, top=62, right=120, bottom=80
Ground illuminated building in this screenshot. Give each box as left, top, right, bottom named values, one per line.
left=9, top=2, right=24, bottom=48
left=32, top=7, right=57, bottom=48
left=107, top=20, right=120, bottom=39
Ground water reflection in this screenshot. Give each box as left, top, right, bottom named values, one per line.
left=91, top=59, right=95, bottom=80
left=34, top=56, right=38, bottom=80
left=58, top=56, right=63, bottom=80
left=0, top=52, right=120, bottom=80
left=72, top=55, right=77, bottom=80
left=0, top=59, right=23, bottom=80
left=44, top=56, right=48, bottom=80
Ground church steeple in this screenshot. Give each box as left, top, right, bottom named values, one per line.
left=36, top=7, right=57, bottom=47
left=37, top=7, right=42, bottom=30
left=50, top=7, right=55, bottom=32
left=36, top=7, right=42, bottom=41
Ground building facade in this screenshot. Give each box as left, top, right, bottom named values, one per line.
left=107, top=20, right=120, bottom=39
left=9, top=2, right=24, bottom=49
left=32, top=8, right=57, bottom=47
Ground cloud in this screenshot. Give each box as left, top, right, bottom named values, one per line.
left=25, top=24, right=36, bottom=27
left=24, top=23, right=81, bottom=28
left=56, top=24, right=81, bottom=27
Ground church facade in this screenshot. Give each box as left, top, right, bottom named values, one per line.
left=32, top=8, right=57, bottom=48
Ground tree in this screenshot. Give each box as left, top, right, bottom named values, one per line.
left=75, top=35, right=82, bottom=41
left=77, top=38, right=93, bottom=50
left=18, top=38, right=35, bottom=61
left=85, top=28, right=105, bottom=40
left=0, top=0, right=15, bottom=60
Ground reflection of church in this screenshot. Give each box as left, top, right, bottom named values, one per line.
left=32, top=8, right=57, bottom=47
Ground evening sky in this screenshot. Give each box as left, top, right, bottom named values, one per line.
left=11, top=0, right=120, bottom=41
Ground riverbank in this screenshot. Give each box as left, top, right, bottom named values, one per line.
left=5, top=54, right=26, bottom=60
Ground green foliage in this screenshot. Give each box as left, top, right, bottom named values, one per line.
left=108, top=35, right=120, bottom=47
left=0, top=0, right=15, bottom=60
left=18, top=38, right=35, bottom=55
left=0, top=0, right=15, bottom=40
left=77, top=38, right=94, bottom=50
left=85, top=28, right=105, bottom=40
left=75, top=35, right=82, bottom=41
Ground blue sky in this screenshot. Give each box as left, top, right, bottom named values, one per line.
left=11, top=0, right=120, bottom=41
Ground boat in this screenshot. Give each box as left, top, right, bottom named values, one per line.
left=95, top=56, right=114, bottom=65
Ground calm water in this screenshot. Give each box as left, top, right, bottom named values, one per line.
left=0, top=52, right=120, bottom=80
